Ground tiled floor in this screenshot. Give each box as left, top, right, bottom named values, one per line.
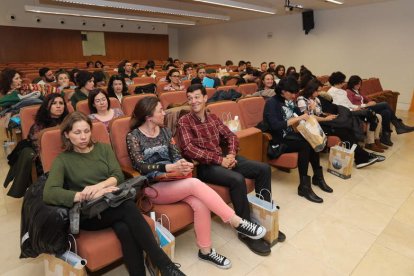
left=1, top=111, right=414, bottom=276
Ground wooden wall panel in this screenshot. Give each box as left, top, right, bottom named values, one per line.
left=0, top=26, right=169, bottom=64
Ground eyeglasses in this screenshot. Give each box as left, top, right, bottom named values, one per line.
left=171, top=75, right=180, bottom=78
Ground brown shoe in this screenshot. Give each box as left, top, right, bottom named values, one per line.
left=375, top=139, right=388, bottom=150
left=365, top=143, right=384, bottom=153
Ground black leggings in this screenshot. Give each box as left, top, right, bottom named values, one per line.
left=283, top=138, right=320, bottom=177
left=80, top=200, right=171, bottom=276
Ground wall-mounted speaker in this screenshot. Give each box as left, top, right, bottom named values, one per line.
left=302, top=10, right=314, bottom=35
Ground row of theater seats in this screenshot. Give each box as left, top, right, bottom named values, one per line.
left=23, top=92, right=341, bottom=272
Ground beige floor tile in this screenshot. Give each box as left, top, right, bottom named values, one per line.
left=350, top=171, right=414, bottom=208
left=351, top=243, right=414, bottom=276
left=247, top=243, right=346, bottom=276
left=376, top=219, right=414, bottom=261
left=393, top=193, right=414, bottom=228
left=325, top=193, right=396, bottom=235
left=289, top=214, right=377, bottom=274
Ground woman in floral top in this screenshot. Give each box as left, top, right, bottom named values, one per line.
left=126, top=96, right=266, bottom=270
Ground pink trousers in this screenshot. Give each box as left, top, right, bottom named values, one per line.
left=144, top=178, right=235, bottom=248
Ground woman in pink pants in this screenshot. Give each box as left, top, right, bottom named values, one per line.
left=126, top=96, right=266, bottom=270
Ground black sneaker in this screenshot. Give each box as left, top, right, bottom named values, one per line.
left=356, top=156, right=378, bottom=169
left=238, top=234, right=271, bottom=256
left=235, top=219, right=266, bottom=239
left=160, top=263, right=186, bottom=276
left=198, top=249, right=231, bottom=269
left=369, top=152, right=386, bottom=162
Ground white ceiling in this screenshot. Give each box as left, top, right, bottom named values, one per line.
left=35, top=0, right=397, bottom=27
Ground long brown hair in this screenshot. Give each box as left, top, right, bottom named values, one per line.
left=130, top=96, right=160, bottom=130
left=60, top=111, right=94, bottom=151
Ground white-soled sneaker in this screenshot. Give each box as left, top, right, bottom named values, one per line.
left=235, top=219, right=266, bottom=240
left=356, top=156, right=378, bottom=169
left=198, top=249, right=231, bottom=269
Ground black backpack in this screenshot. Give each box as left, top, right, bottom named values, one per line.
left=134, top=83, right=157, bottom=94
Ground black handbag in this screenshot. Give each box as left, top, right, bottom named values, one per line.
left=69, top=176, right=149, bottom=234
left=267, top=141, right=288, bottom=159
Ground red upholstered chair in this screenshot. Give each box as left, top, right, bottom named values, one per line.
left=206, top=87, right=216, bottom=99
left=121, top=94, right=157, bottom=116
left=109, top=116, right=194, bottom=233
left=238, top=83, right=258, bottom=96
left=159, top=91, right=188, bottom=110
left=20, top=105, right=40, bottom=139
left=132, top=76, right=155, bottom=85
left=76, top=98, right=121, bottom=116
left=39, top=122, right=155, bottom=273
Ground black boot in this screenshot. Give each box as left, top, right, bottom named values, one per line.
left=298, top=175, right=323, bottom=203
left=380, top=131, right=393, bottom=146
left=397, top=118, right=414, bottom=131
left=312, top=167, right=333, bottom=193
left=391, top=119, right=413, bottom=134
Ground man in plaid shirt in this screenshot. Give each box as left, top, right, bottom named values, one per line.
left=178, top=84, right=285, bottom=256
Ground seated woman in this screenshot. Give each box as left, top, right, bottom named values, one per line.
left=56, top=71, right=76, bottom=92
left=87, top=88, right=124, bottom=131
left=191, top=67, right=219, bottom=88
left=327, top=72, right=386, bottom=147
left=163, top=69, right=185, bottom=92
left=0, top=68, right=25, bottom=104
left=264, top=77, right=331, bottom=203
left=107, top=75, right=129, bottom=103
left=4, top=93, right=69, bottom=198
left=274, top=65, right=286, bottom=84
left=95, top=60, right=104, bottom=69
left=297, top=79, right=382, bottom=167
left=253, top=72, right=276, bottom=98
left=346, top=75, right=414, bottom=146
left=126, top=97, right=266, bottom=269
left=71, top=70, right=94, bottom=109
left=43, top=112, right=184, bottom=276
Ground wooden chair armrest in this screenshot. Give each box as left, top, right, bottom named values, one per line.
left=121, top=165, right=140, bottom=178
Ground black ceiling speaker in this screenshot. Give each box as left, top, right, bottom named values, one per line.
left=302, top=10, right=314, bottom=35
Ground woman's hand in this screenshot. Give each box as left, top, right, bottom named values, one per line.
left=309, top=101, right=317, bottom=111
left=169, top=159, right=193, bottom=175
left=324, top=114, right=337, bottom=121
left=91, top=186, right=119, bottom=200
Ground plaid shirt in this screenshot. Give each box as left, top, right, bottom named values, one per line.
left=177, top=111, right=239, bottom=165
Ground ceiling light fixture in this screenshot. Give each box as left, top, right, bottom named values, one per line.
left=52, top=0, right=230, bottom=21
left=325, top=0, right=344, bottom=4
left=24, top=5, right=196, bottom=25
left=193, top=0, right=275, bottom=14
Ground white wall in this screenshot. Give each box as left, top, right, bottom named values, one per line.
left=178, top=0, right=414, bottom=110
left=0, top=0, right=168, bottom=34
left=168, top=27, right=179, bottom=59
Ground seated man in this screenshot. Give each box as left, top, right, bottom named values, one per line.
left=141, top=64, right=156, bottom=79
left=35, top=67, right=55, bottom=85
left=178, top=84, right=285, bottom=256
left=119, top=60, right=138, bottom=83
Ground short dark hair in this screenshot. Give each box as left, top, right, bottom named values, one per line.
left=238, top=60, right=246, bottom=67
left=225, top=60, right=233, bottom=66
left=88, top=88, right=110, bottom=113
left=347, top=75, right=362, bottom=90
left=86, top=61, right=94, bottom=67
left=130, top=96, right=160, bottom=130
left=92, top=70, right=106, bottom=85
left=187, top=84, right=206, bottom=96
left=269, top=62, right=275, bottom=66
left=301, top=79, right=323, bottom=99
left=76, top=70, right=94, bottom=89
left=39, top=67, right=50, bottom=77
left=60, top=112, right=94, bottom=152
left=107, top=75, right=128, bottom=97
left=166, top=69, right=180, bottom=83
left=261, top=62, right=267, bottom=66
left=328, top=71, right=346, bottom=86
left=145, top=64, right=154, bottom=70
left=183, top=63, right=193, bottom=72
left=275, top=76, right=300, bottom=96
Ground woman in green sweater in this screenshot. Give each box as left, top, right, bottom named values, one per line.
left=43, top=112, right=184, bottom=276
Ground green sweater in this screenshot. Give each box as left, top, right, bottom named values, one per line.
left=70, top=89, right=88, bottom=110
left=43, top=143, right=124, bottom=208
